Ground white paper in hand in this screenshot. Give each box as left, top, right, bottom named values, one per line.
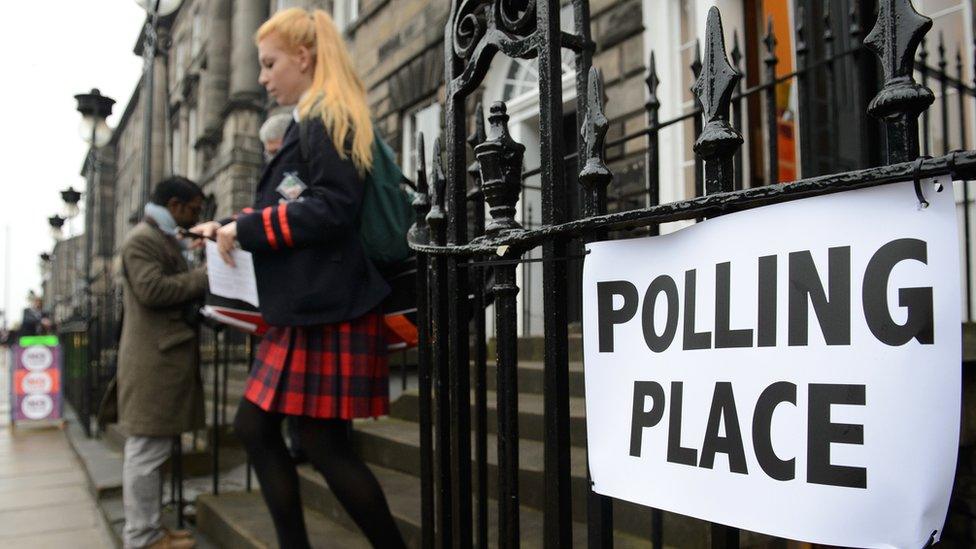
left=205, top=240, right=260, bottom=307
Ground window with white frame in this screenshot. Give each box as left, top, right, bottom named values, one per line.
left=333, top=0, right=359, bottom=32
left=401, top=102, right=442, bottom=181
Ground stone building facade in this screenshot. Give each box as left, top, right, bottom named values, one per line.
left=85, top=0, right=975, bottom=335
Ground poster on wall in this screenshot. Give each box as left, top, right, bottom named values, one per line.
left=582, top=177, right=960, bottom=548
left=11, top=335, right=62, bottom=423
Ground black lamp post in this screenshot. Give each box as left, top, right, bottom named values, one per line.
left=74, top=87, right=114, bottom=438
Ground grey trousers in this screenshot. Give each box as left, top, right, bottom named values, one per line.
left=123, top=435, right=172, bottom=548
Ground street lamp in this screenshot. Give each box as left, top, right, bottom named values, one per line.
left=75, top=89, right=115, bottom=148
left=48, top=215, right=65, bottom=241
left=60, top=186, right=82, bottom=220
left=134, top=0, right=184, bottom=207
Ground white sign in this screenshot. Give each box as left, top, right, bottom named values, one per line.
left=21, top=371, right=53, bottom=394
left=205, top=240, right=260, bottom=307
left=21, top=346, right=53, bottom=371
left=583, top=178, right=960, bottom=548
left=20, top=394, right=54, bottom=420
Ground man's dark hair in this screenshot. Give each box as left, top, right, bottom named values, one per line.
left=150, top=176, right=204, bottom=206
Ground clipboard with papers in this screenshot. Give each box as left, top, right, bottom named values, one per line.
left=201, top=241, right=267, bottom=335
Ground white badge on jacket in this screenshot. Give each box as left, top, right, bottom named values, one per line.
left=277, top=172, right=308, bottom=202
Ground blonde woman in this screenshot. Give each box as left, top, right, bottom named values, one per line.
left=192, top=8, right=404, bottom=548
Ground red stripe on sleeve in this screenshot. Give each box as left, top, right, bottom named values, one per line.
left=262, top=207, right=279, bottom=250
left=278, top=203, right=294, bottom=248
left=242, top=207, right=254, bottom=214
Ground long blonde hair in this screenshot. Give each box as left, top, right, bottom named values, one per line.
left=256, top=8, right=373, bottom=174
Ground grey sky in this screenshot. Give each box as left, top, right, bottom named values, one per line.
left=0, top=1, right=146, bottom=325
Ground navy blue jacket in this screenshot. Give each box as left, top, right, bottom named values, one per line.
left=235, top=118, right=389, bottom=326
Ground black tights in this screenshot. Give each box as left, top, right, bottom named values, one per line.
left=233, top=399, right=406, bottom=549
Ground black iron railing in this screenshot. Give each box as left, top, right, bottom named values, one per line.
left=409, top=0, right=976, bottom=547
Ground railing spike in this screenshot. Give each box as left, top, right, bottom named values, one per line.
left=409, top=132, right=432, bottom=246
left=796, top=5, right=808, bottom=58
left=763, top=16, right=777, bottom=63
left=730, top=29, right=743, bottom=70
left=823, top=0, right=833, bottom=35
left=467, top=101, right=487, bottom=201
left=865, top=0, right=934, bottom=162
left=579, top=66, right=612, bottom=201
left=957, top=44, right=964, bottom=80
left=426, top=136, right=447, bottom=239
left=919, top=35, right=929, bottom=65
left=692, top=6, right=743, bottom=195
left=645, top=50, right=660, bottom=110
left=691, top=38, right=703, bottom=79
left=849, top=2, right=862, bottom=40
left=938, top=30, right=947, bottom=71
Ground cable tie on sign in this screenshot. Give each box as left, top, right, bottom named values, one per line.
left=945, top=149, right=963, bottom=188
left=912, top=156, right=932, bottom=210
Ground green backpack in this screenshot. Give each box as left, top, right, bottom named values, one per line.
left=299, top=121, right=415, bottom=269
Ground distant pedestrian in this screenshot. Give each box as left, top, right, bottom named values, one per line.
left=259, top=112, right=293, bottom=161
left=117, top=177, right=207, bottom=549
left=20, top=295, right=52, bottom=336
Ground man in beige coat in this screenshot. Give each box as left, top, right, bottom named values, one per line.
left=118, top=176, right=207, bottom=549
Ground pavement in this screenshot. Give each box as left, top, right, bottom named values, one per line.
left=0, top=348, right=115, bottom=548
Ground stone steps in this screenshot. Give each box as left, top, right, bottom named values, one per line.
left=483, top=360, right=586, bottom=397
left=391, top=388, right=589, bottom=447
left=299, top=462, right=654, bottom=548
left=197, top=491, right=371, bottom=549
left=348, top=418, right=708, bottom=541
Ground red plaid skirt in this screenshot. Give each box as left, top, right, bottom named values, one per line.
left=243, top=312, right=390, bottom=419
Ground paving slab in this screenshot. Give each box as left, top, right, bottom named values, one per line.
left=0, top=357, right=113, bottom=547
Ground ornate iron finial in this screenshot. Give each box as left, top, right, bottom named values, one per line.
left=919, top=35, right=929, bottom=66
left=475, top=102, right=525, bottom=235
left=645, top=51, right=660, bottom=112
left=865, top=0, right=934, bottom=161
left=692, top=7, right=743, bottom=194
left=426, top=137, right=447, bottom=240
left=730, top=30, right=743, bottom=71
left=409, top=132, right=432, bottom=246
left=691, top=39, right=703, bottom=80
left=796, top=5, right=808, bottom=58
left=849, top=2, right=862, bottom=40
left=823, top=0, right=834, bottom=56
left=763, top=16, right=778, bottom=64
left=580, top=67, right=612, bottom=194
left=467, top=101, right=487, bottom=202
left=865, top=0, right=933, bottom=93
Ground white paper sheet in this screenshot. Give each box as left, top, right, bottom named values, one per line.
left=205, top=241, right=260, bottom=307
left=582, top=178, right=960, bottom=548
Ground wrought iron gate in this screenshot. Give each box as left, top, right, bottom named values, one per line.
left=408, top=0, right=976, bottom=546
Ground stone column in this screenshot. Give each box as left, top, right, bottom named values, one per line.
left=230, top=0, right=267, bottom=103
left=201, top=0, right=231, bottom=141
